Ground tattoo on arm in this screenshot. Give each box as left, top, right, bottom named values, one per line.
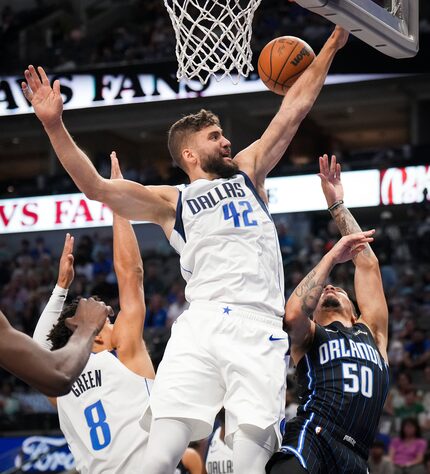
left=331, top=205, right=371, bottom=257
left=294, top=269, right=325, bottom=317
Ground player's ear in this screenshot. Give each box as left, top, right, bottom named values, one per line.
left=182, top=147, right=196, bottom=168
left=94, top=333, right=103, bottom=344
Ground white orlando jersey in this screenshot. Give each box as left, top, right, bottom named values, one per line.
left=170, top=172, right=285, bottom=318
left=57, top=350, right=153, bottom=474
left=206, top=426, right=234, bottom=474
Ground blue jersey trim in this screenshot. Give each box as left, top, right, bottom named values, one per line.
left=303, top=355, right=316, bottom=412
left=174, top=191, right=186, bottom=242
left=280, top=446, right=307, bottom=469
left=237, top=171, right=272, bottom=221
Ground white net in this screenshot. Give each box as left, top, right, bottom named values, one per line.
left=164, top=0, right=262, bottom=85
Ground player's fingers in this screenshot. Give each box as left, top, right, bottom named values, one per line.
left=28, top=65, right=42, bottom=89
left=323, top=154, right=330, bottom=175
left=21, top=82, right=33, bottom=102
left=63, top=232, right=71, bottom=252
left=37, top=66, right=50, bottom=86
left=24, top=69, right=37, bottom=93
left=329, top=155, right=336, bottom=177
left=336, top=163, right=341, bottom=180
left=53, top=79, right=61, bottom=95
left=319, top=154, right=328, bottom=175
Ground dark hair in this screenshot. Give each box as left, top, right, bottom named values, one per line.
left=371, top=440, right=386, bottom=451
left=167, top=109, right=221, bottom=169
left=47, top=296, right=101, bottom=350
left=400, top=417, right=421, bottom=440
left=397, top=371, right=413, bottom=384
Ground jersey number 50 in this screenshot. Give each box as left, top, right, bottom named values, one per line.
left=342, top=363, right=373, bottom=398
left=84, top=400, right=112, bottom=450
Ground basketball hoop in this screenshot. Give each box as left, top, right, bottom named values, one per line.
left=164, top=0, right=262, bottom=85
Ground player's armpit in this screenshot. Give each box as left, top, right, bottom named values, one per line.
left=94, top=179, right=178, bottom=235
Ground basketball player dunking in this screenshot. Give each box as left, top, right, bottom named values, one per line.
left=266, top=155, right=390, bottom=474
left=24, top=27, right=348, bottom=474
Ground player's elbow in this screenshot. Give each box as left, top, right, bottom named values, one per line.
left=85, top=177, right=109, bottom=202
left=284, top=304, right=302, bottom=329
left=116, top=263, right=144, bottom=283
left=42, top=371, right=74, bottom=397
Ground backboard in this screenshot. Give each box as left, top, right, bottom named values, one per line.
left=294, top=0, right=419, bottom=58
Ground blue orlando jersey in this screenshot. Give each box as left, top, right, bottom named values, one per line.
left=295, top=321, right=389, bottom=459
left=169, top=171, right=285, bottom=318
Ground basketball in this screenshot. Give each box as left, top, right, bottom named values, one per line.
left=258, top=36, right=315, bottom=95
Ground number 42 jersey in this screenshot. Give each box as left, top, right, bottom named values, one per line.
left=170, top=172, right=285, bottom=319
left=57, top=350, right=153, bottom=474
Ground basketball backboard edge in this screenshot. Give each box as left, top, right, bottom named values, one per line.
left=294, top=0, right=419, bottom=58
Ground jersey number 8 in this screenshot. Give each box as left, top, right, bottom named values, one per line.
left=84, top=400, right=112, bottom=450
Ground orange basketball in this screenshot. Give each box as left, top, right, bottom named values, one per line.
left=258, top=36, right=315, bottom=95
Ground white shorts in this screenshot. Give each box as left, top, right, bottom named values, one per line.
left=141, top=301, right=289, bottom=446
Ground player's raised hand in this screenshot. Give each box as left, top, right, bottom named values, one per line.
left=22, top=65, right=63, bottom=129
left=110, top=151, right=124, bottom=180
left=318, top=154, right=344, bottom=207
left=65, top=297, right=113, bottom=334
left=329, top=230, right=375, bottom=265
left=329, top=25, right=349, bottom=50
left=57, top=233, right=75, bottom=289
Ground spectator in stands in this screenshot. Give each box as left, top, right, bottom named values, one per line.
left=277, top=221, right=295, bottom=264
left=369, top=440, right=394, bottom=474
left=389, top=418, right=427, bottom=474
left=386, top=373, right=413, bottom=416
left=394, top=388, right=426, bottom=428
left=403, top=328, right=430, bottom=370
left=30, top=237, right=51, bottom=262
left=0, top=381, right=21, bottom=416
left=424, top=452, right=430, bottom=474
left=167, top=287, right=188, bottom=327
left=145, top=293, right=167, bottom=328
left=144, top=262, right=165, bottom=297
left=420, top=365, right=430, bottom=414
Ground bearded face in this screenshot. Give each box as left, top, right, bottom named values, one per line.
left=200, top=152, right=239, bottom=179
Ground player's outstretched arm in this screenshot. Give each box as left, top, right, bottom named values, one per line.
left=319, top=154, right=389, bottom=360
left=236, top=27, right=348, bottom=185
left=0, top=298, right=110, bottom=396
left=22, top=66, right=177, bottom=232
left=33, top=233, right=74, bottom=350
left=110, top=152, right=155, bottom=379
left=286, top=232, right=374, bottom=362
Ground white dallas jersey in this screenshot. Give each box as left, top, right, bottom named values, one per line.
left=170, top=172, right=285, bottom=318
left=206, top=426, right=234, bottom=474
left=57, top=350, right=153, bottom=474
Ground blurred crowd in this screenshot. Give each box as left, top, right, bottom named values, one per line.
left=1, top=0, right=429, bottom=74
left=0, top=194, right=429, bottom=472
